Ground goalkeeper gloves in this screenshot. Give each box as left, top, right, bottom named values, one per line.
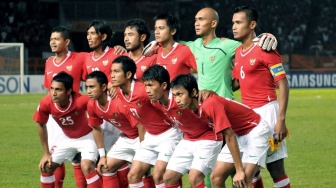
left=253, top=33, right=278, bottom=51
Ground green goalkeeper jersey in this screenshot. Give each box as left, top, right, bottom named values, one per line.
left=181, top=38, right=241, bottom=99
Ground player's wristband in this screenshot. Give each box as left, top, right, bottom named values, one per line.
left=98, top=148, right=106, bottom=157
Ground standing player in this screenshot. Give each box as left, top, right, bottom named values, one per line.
left=111, top=56, right=182, bottom=188
left=171, top=74, right=272, bottom=188
left=232, top=6, right=290, bottom=188
left=33, top=72, right=101, bottom=188
left=44, top=26, right=87, bottom=188
left=142, top=65, right=223, bottom=188
left=124, top=19, right=157, bottom=80
left=154, top=13, right=197, bottom=81
left=86, top=71, right=146, bottom=188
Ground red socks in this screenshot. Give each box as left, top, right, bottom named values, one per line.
left=85, top=170, right=102, bottom=188
left=117, top=163, right=130, bottom=188
left=142, top=174, right=155, bottom=188
left=40, top=173, right=55, bottom=188
left=72, top=164, right=87, bottom=188
left=53, top=163, right=65, bottom=188
left=102, top=172, right=120, bottom=188
left=274, top=175, right=291, bottom=188
left=252, top=171, right=264, bottom=188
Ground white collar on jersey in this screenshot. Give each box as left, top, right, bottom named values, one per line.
left=53, top=51, right=71, bottom=67
left=92, top=46, right=110, bottom=61
left=120, top=80, right=135, bottom=102
left=240, top=43, right=257, bottom=57
left=54, top=95, right=73, bottom=113
left=96, top=95, right=111, bottom=113
left=161, top=42, right=178, bottom=59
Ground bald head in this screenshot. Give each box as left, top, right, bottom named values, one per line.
left=198, top=8, right=219, bottom=22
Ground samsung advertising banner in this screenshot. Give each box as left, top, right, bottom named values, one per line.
left=0, top=73, right=335, bottom=94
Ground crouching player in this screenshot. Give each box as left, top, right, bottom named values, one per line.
left=33, top=72, right=101, bottom=188
left=86, top=71, right=146, bottom=188
left=171, top=74, right=272, bottom=188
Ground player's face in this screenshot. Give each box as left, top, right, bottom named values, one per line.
left=87, top=26, right=103, bottom=50
left=154, top=19, right=174, bottom=44
left=111, top=63, right=127, bottom=87
left=232, top=12, right=252, bottom=41
left=194, top=10, right=213, bottom=36
left=172, top=86, right=192, bottom=109
left=86, top=78, right=105, bottom=100
left=144, top=80, right=165, bottom=102
left=124, top=27, right=142, bottom=51
left=50, top=81, right=71, bottom=106
left=50, top=32, right=68, bottom=53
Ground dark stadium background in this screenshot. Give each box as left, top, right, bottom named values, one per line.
left=1, top=0, right=335, bottom=74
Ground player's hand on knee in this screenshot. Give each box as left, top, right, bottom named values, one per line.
left=39, top=154, right=52, bottom=173
left=142, top=41, right=159, bottom=57
left=253, top=33, right=277, bottom=51
left=97, top=157, right=108, bottom=174
left=233, top=170, right=247, bottom=188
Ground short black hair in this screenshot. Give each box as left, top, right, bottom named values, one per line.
left=112, top=56, right=137, bottom=80
left=86, top=71, right=108, bottom=91
left=143, top=65, right=170, bottom=90
left=234, top=5, right=258, bottom=24
left=171, top=74, right=198, bottom=97
left=52, top=71, right=73, bottom=92
left=125, top=19, right=151, bottom=46
left=154, top=13, right=180, bottom=40
left=51, top=26, right=71, bottom=40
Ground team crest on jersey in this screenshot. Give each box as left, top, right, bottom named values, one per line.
left=66, top=65, right=72, bottom=71
left=176, top=110, right=182, bottom=116
left=250, top=58, right=256, bottom=65
left=171, top=58, right=177, bottom=64
left=102, top=60, right=109, bottom=66
left=114, top=112, right=119, bottom=117
left=141, top=65, right=147, bottom=72
left=73, top=110, right=79, bottom=115
left=136, top=102, right=142, bottom=107
left=210, top=56, right=215, bottom=62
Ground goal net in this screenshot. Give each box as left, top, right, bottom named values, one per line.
left=0, top=43, right=24, bottom=94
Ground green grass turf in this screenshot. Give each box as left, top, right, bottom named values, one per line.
left=0, top=88, right=335, bottom=187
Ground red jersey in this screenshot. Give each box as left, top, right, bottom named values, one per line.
left=117, top=80, right=174, bottom=135
left=128, top=53, right=157, bottom=80
left=33, top=93, right=92, bottom=138
left=199, top=95, right=260, bottom=136
left=156, top=42, right=197, bottom=81
left=232, top=44, right=286, bottom=108
left=85, top=47, right=126, bottom=81
left=87, top=96, right=139, bottom=139
left=44, top=51, right=87, bottom=92
left=152, top=90, right=223, bottom=141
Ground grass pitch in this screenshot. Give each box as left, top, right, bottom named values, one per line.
left=0, top=88, right=335, bottom=187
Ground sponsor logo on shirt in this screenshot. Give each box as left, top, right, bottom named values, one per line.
left=47, top=71, right=53, bottom=75
left=66, top=65, right=72, bottom=71
left=171, top=58, right=177, bottom=64
left=176, top=110, right=182, bottom=116
left=114, top=112, right=119, bottom=117
left=102, top=60, right=109, bottom=66
left=250, top=58, right=256, bottom=65
left=73, top=110, right=79, bottom=115
left=210, top=56, right=215, bottom=62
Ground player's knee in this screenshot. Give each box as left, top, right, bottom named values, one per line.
left=127, top=169, right=141, bottom=183
left=80, top=160, right=96, bottom=175
left=210, top=172, right=224, bottom=185
left=163, top=171, right=178, bottom=185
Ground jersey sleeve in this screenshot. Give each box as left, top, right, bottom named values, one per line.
left=184, top=46, right=198, bottom=71
left=232, top=47, right=240, bottom=79
left=78, top=52, right=88, bottom=81
left=262, top=50, right=286, bottom=82
left=87, top=101, right=103, bottom=127
left=202, top=97, right=231, bottom=134
left=33, top=97, right=50, bottom=124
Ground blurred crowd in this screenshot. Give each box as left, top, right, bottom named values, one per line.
left=1, top=0, right=335, bottom=56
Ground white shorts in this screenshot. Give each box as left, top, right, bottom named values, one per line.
left=51, top=132, right=98, bottom=165
left=217, top=119, right=271, bottom=168
left=47, top=115, right=65, bottom=152
left=166, top=139, right=222, bottom=175
left=133, top=127, right=182, bottom=165
left=107, top=135, right=140, bottom=163
left=101, top=120, right=121, bottom=151
left=253, top=101, right=288, bottom=163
